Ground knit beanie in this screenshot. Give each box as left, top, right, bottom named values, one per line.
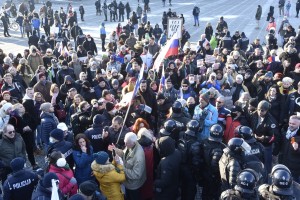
left=10, top=157, right=25, bottom=172
left=79, top=180, right=98, bottom=196
left=93, top=114, right=103, bottom=125
left=42, top=172, right=59, bottom=188
left=93, top=151, right=109, bottom=165
left=50, top=129, right=64, bottom=141
left=106, top=102, right=115, bottom=112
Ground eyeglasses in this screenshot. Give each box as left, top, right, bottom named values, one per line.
left=182, top=85, right=188, bottom=88
left=7, top=130, right=15, bottom=134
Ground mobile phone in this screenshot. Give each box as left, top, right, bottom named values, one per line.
left=112, top=149, right=116, bottom=157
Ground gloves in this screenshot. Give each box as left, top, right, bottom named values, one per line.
left=70, top=177, right=77, bottom=185
left=200, top=109, right=208, bottom=120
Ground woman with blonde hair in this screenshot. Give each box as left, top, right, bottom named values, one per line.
left=69, top=94, right=84, bottom=116
left=16, top=58, right=34, bottom=86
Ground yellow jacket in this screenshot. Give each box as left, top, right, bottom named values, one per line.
left=92, top=161, right=126, bottom=200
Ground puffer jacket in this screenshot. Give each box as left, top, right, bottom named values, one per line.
left=72, top=146, right=94, bottom=185
left=92, top=161, right=125, bottom=200
left=48, top=165, right=78, bottom=197
left=40, top=112, right=58, bottom=145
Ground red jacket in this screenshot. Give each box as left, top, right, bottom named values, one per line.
left=49, top=164, right=78, bottom=197
left=224, top=116, right=241, bottom=144
left=140, top=146, right=154, bottom=200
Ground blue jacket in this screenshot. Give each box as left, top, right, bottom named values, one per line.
left=200, top=81, right=221, bottom=91
left=47, top=140, right=74, bottom=168
left=31, top=18, right=40, bottom=29
left=72, top=146, right=94, bottom=185
left=3, top=169, right=38, bottom=200
left=193, top=103, right=218, bottom=141
left=40, top=112, right=58, bottom=145
left=84, top=125, right=105, bottom=153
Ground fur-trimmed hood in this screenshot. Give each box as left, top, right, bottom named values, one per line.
left=91, top=160, right=115, bottom=174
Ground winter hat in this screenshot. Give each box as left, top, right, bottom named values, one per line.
left=98, top=77, right=106, bottom=83
left=200, top=92, right=210, bottom=103
left=249, top=98, right=258, bottom=107
left=93, top=114, right=103, bottom=125
left=56, top=158, right=67, bottom=168
left=112, top=79, right=119, bottom=85
left=236, top=74, right=243, bottom=81
left=106, top=102, right=115, bottom=112
left=10, top=157, right=25, bottom=172
left=79, top=180, right=98, bottom=196
left=245, top=69, right=253, bottom=75
left=93, top=151, right=109, bottom=165
left=2, top=102, right=12, bottom=112
left=258, top=100, right=270, bottom=111
left=50, top=129, right=64, bottom=141
left=38, top=72, right=46, bottom=80
left=42, top=172, right=59, bottom=188
left=231, top=106, right=243, bottom=113
left=1, top=91, right=10, bottom=96
left=265, top=71, right=273, bottom=78
left=40, top=102, right=52, bottom=112
left=82, top=81, right=91, bottom=88
left=69, top=194, right=85, bottom=200
left=156, top=93, right=165, bottom=100
left=57, top=122, right=68, bottom=131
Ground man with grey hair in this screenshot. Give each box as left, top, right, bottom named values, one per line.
left=111, top=132, right=146, bottom=200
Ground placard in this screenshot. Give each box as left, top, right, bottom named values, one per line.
left=167, top=18, right=183, bottom=39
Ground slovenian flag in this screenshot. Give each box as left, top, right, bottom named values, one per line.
left=158, top=65, right=165, bottom=92
left=153, top=31, right=179, bottom=71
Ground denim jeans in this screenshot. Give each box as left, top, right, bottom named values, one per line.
left=194, top=15, right=199, bottom=25
left=20, top=25, right=24, bottom=36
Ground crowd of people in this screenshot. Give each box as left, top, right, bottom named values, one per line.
left=0, top=0, right=300, bottom=199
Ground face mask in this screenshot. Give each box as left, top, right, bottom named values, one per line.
left=49, top=137, right=56, bottom=144
left=87, top=38, right=91, bottom=41
left=231, top=112, right=238, bottom=118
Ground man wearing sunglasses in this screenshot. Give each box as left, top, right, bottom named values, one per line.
left=0, top=124, right=26, bottom=182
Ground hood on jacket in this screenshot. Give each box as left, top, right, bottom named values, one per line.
left=155, top=136, right=175, bottom=157
left=91, top=160, right=115, bottom=175
left=64, top=75, right=73, bottom=84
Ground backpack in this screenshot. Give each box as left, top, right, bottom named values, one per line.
left=195, top=7, right=200, bottom=14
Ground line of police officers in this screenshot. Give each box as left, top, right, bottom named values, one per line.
left=158, top=116, right=300, bottom=200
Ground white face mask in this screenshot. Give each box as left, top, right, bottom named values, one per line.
left=49, top=137, right=56, bottom=143
left=87, top=38, right=91, bottom=41
left=189, top=76, right=195, bottom=85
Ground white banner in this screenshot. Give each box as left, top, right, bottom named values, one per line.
left=167, top=18, right=183, bottom=39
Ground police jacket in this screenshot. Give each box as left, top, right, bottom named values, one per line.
left=244, top=138, right=265, bottom=163
left=47, top=140, right=74, bottom=169
left=219, top=148, right=242, bottom=190
left=238, top=37, right=250, bottom=52
left=201, top=139, right=226, bottom=176
left=178, top=135, right=201, bottom=169
left=220, top=36, right=234, bottom=51
left=3, top=169, right=38, bottom=200
left=249, top=111, right=279, bottom=146
left=31, top=181, right=64, bottom=200
left=84, top=124, right=105, bottom=153
left=258, top=184, right=300, bottom=200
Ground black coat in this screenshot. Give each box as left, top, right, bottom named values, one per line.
left=155, top=136, right=181, bottom=200
left=84, top=124, right=105, bottom=153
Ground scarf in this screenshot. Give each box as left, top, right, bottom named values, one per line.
left=286, top=127, right=299, bottom=139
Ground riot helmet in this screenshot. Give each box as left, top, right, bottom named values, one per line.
left=185, top=120, right=199, bottom=137
left=172, top=100, right=182, bottom=113
left=209, top=124, right=224, bottom=142
left=159, top=119, right=177, bottom=137
left=271, top=164, right=293, bottom=196
left=235, top=169, right=258, bottom=194
left=235, top=126, right=254, bottom=142
left=228, top=138, right=251, bottom=154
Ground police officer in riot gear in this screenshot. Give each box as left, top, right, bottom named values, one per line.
left=159, top=119, right=184, bottom=143
left=235, top=125, right=265, bottom=163
left=177, top=120, right=202, bottom=200
left=201, top=124, right=227, bottom=200
left=220, top=168, right=259, bottom=200
left=219, top=138, right=252, bottom=191
left=169, top=100, right=191, bottom=125
left=259, top=164, right=300, bottom=200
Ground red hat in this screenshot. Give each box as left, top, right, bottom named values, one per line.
left=2, top=91, right=10, bottom=96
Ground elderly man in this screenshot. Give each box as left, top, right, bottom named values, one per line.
left=0, top=124, right=26, bottom=182
left=112, top=132, right=146, bottom=200
left=0, top=102, right=13, bottom=132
